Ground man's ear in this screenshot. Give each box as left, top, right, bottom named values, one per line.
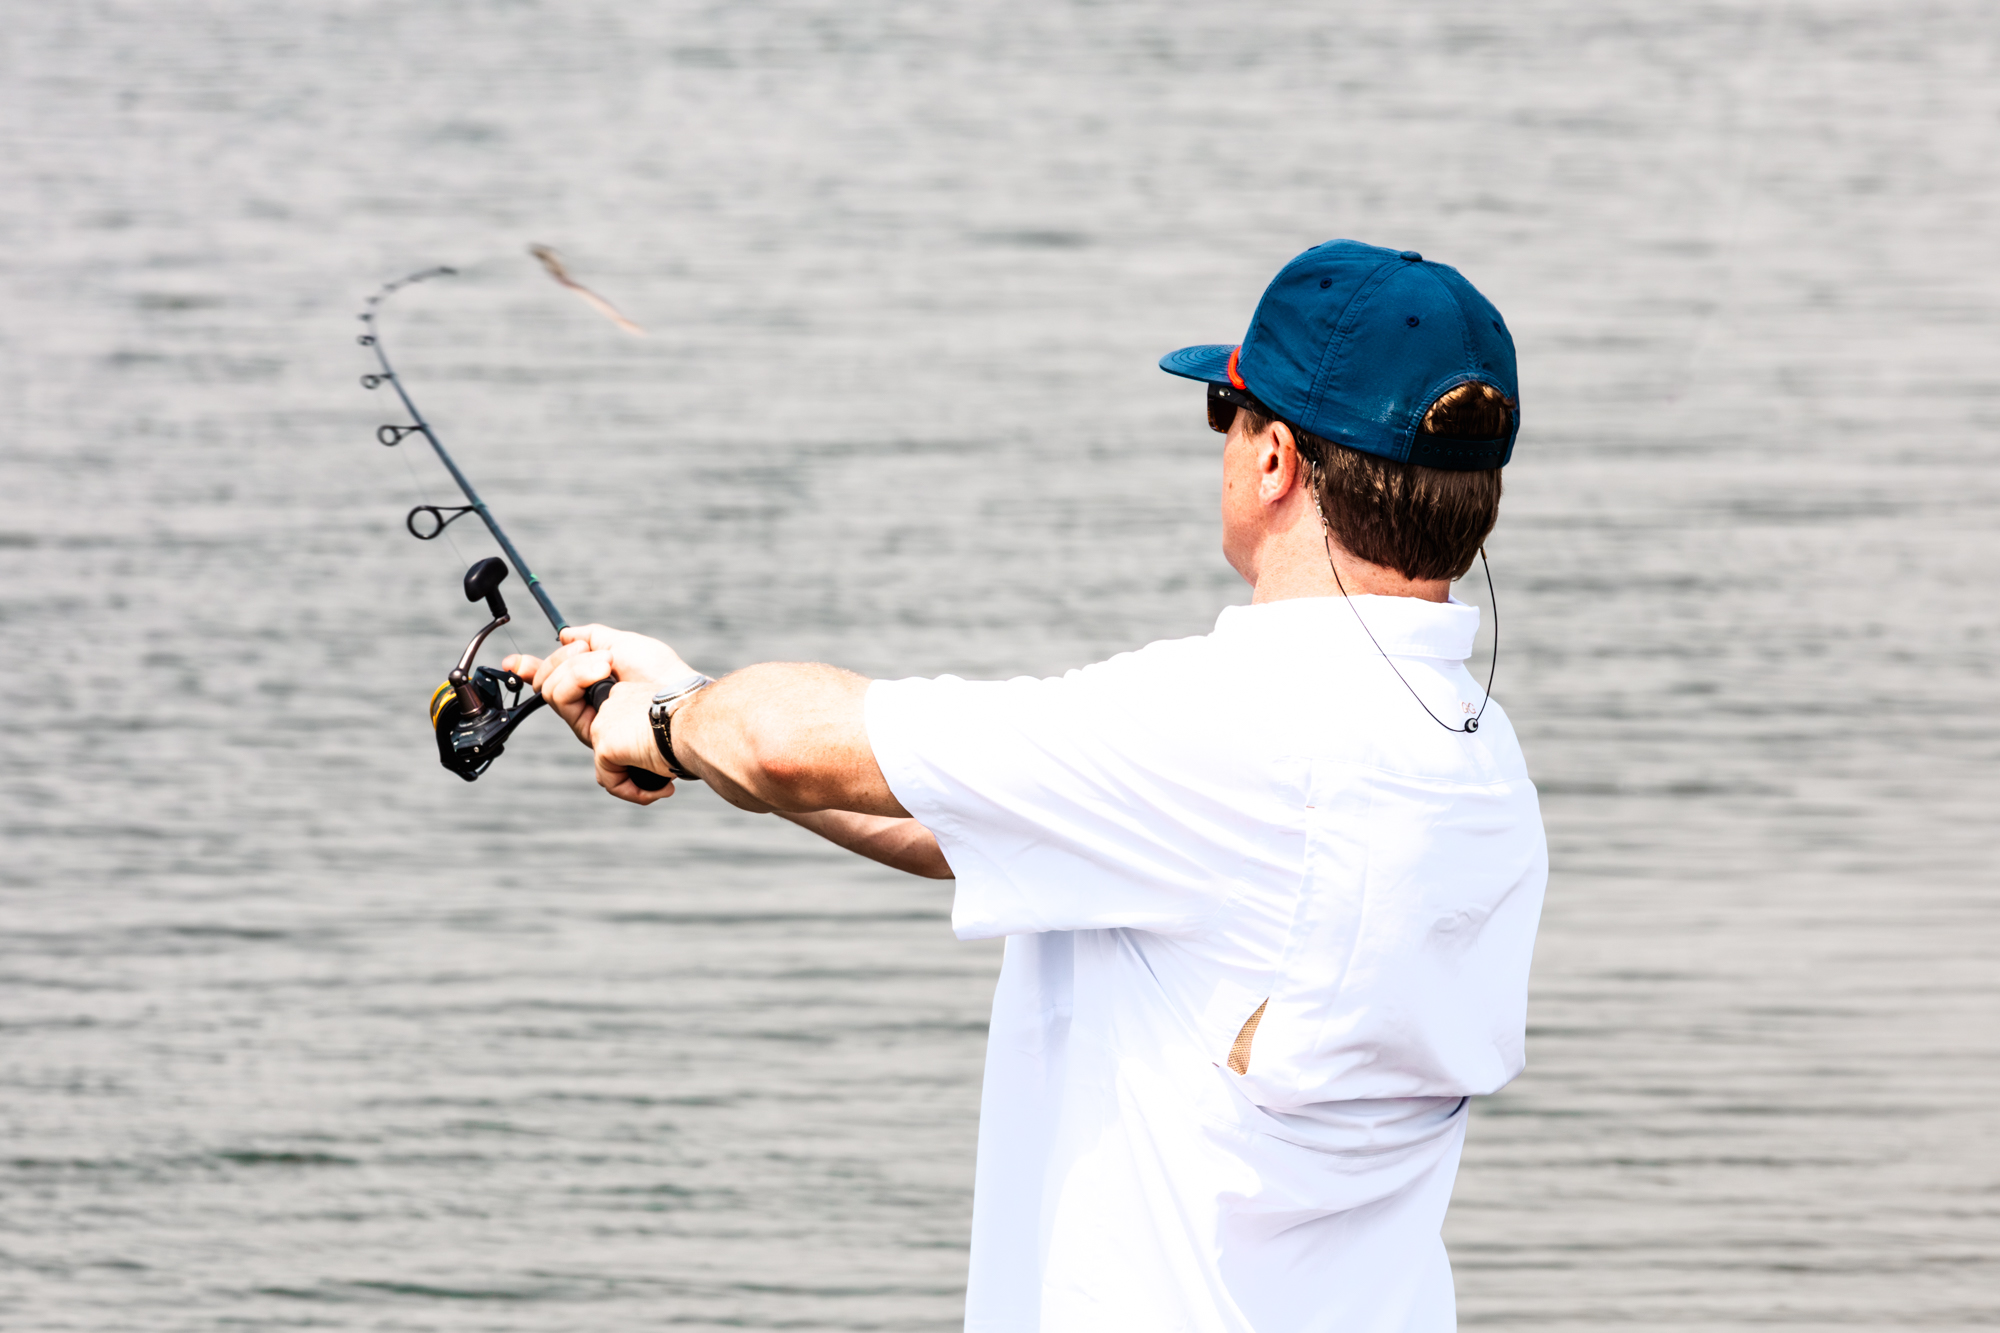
left=1261, top=420, right=1301, bottom=503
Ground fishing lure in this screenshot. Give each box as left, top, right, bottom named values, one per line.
left=529, top=244, right=646, bottom=335
left=357, top=267, right=666, bottom=788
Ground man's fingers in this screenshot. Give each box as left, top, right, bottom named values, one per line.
left=531, top=636, right=596, bottom=692
left=597, top=750, right=674, bottom=805
left=500, top=653, right=545, bottom=680
left=542, top=650, right=613, bottom=706
left=568, top=624, right=695, bottom=689
left=540, top=650, right=616, bottom=742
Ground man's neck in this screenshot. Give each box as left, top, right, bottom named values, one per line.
left=1247, top=526, right=1451, bottom=605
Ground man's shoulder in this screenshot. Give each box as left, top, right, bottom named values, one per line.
left=1065, top=628, right=1225, bottom=686
left=1058, top=599, right=1390, bottom=696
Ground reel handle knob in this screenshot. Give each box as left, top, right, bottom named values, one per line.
left=584, top=678, right=669, bottom=791
left=463, top=557, right=510, bottom=619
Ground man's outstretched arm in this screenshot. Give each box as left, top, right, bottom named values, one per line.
left=503, top=627, right=952, bottom=880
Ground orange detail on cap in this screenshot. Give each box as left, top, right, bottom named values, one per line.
left=1226, top=346, right=1248, bottom=391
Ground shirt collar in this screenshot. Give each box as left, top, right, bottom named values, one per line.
left=1213, top=594, right=1480, bottom=661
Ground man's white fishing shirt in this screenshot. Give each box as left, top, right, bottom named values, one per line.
left=866, top=594, right=1548, bottom=1333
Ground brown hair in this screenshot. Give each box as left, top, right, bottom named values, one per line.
left=1241, top=382, right=1509, bottom=581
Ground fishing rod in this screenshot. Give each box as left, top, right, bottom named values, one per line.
left=357, top=267, right=667, bottom=789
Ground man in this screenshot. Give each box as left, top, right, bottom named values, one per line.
left=505, top=239, right=1547, bottom=1331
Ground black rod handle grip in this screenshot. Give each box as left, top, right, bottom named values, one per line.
left=583, top=677, right=669, bottom=791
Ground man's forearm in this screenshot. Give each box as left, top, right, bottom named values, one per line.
left=777, top=810, right=953, bottom=879
left=672, top=662, right=911, bottom=818
left=667, top=664, right=950, bottom=878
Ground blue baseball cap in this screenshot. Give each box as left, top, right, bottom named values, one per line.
left=1160, top=240, right=1519, bottom=469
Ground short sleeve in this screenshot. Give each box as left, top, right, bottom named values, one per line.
left=865, top=653, right=1288, bottom=941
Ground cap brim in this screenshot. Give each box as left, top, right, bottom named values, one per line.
left=1158, top=343, right=1237, bottom=384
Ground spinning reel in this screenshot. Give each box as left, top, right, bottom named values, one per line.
left=422, top=558, right=652, bottom=785
left=426, top=557, right=546, bottom=781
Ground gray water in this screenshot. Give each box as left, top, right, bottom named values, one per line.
left=3, top=1, right=1997, bottom=1328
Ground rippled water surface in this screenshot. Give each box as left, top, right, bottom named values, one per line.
left=3, top=2, right=1997, bottom=1328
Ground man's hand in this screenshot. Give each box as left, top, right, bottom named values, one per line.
left=502, top=624, right=692, bottom=805
left=502, top=634, right=920, bottom=828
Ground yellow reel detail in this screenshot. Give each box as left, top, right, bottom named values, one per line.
left=429, top=679, right=457, bottom=728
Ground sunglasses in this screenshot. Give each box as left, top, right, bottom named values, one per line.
left=1207, top=382, right=1280, bottom=434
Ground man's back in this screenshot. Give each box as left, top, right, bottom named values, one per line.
left=868, top=593, right=1546, bottom=1330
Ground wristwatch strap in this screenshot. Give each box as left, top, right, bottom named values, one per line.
left=649, top=675, right=713, bottom=781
